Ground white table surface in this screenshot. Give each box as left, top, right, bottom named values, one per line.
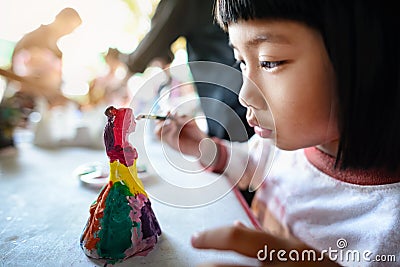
left=0, top=126, right=260, bottom=267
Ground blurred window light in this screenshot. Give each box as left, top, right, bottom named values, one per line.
left=61, top=81, right=89, bottom=96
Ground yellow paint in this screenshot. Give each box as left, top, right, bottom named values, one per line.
left=109, top=160, right=147, bottom=196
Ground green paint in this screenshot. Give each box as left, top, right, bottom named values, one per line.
left=97, top=182, right=133, bottom=262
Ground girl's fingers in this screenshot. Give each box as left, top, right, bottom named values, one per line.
left=191, top=225, right=286, bottom=259
left=191, top=226, right=338, bottom=266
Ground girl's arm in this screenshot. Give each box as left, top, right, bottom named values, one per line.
left=191, top=223, right=340, bottom=267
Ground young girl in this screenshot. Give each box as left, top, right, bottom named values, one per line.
left=156, top=0, right=399, bottom=266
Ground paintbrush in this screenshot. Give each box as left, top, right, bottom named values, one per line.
left=135, top=114, right=169, bottom=120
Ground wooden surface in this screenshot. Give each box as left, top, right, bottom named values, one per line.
left=0, top=127, right=260, bottom=267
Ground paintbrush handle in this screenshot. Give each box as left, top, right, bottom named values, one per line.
left=136, top=114, right=169, bottom=120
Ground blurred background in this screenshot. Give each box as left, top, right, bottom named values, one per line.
left=0, top=0, right=189, bottom=99
left=0, top=0, right=194, bottom=150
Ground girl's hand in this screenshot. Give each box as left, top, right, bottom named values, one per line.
left=191, top=223, right=340, bottom=267
left=155, top=113, right=208, bottom=157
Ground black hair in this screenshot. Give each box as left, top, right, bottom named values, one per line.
left=215, top=0, right=400, bottom=172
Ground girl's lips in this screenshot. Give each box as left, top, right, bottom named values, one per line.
left=254, top=126, right=273, bottom=138
left=247, top=116, right=273, bottom=138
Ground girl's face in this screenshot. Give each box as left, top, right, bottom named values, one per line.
left=229, top=19, right=339, bottom=154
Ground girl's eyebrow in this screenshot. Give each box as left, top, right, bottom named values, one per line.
left=229, top=33, right=291, bottom=49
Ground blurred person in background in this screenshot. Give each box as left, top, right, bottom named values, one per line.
left=0, top=7, right=82, bottom=152
left=10, top=7, right=82, bottom=107
left=121, top=0, right=254, bottom=142
left=87, top=48, right=130, bottom=108
left=120, top=0, right=255, bottom=205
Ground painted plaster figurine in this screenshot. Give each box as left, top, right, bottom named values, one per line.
left=80, top=106, right=161, bottom=263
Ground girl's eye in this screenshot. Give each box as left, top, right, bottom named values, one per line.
left=259, top=61, right=284, bottom=70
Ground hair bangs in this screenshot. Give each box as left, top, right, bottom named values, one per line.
left=215, top=0, right=323, bottom=32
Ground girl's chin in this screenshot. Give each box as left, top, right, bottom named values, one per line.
left=254, top=126, right=273, bottom=138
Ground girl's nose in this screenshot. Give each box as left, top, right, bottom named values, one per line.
left=238, top=74, right=264, bottom=109
left=238, top=95, right=249, bottom=108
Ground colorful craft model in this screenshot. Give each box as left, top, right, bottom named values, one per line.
left=80, top=106, right=161, bottom=263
